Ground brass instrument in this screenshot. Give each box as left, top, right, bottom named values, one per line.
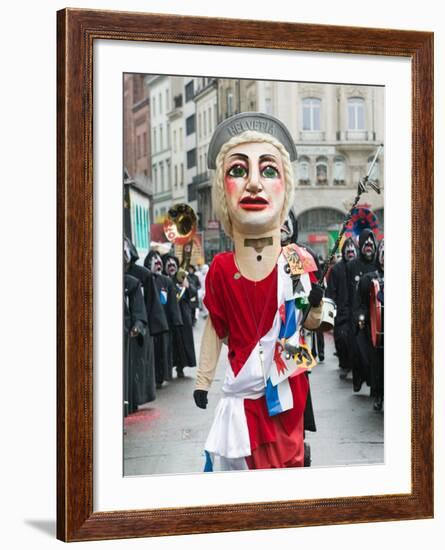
left=163, top=204, right=197, bottom=284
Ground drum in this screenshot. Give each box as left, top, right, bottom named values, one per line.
left=370, top=278, right=384, bottom=348
left=319, top=297, right=337, bottom=332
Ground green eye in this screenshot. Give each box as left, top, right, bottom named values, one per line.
left=228, top=165, right=247, bottom=178
left=262, top=165, right=279, bottom=178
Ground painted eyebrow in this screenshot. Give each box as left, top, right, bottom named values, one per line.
left=226, top=153, right=279, bottom=161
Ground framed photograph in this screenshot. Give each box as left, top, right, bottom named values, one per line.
left=57, top=8, right=433, bottom=542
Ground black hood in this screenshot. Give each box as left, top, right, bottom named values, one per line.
left=162, top=253, right=180, bottom=275
left=124, top=236, right=139, bottom=264
left=341, top=237, right=358, bottom=262
left=280, top=209, right=299, bottom=245
left=358, top=228, right=377, bottom=261
left=144, top=250, right=160, bottom=270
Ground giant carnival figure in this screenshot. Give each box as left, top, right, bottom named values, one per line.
left=193, top=113, right=324, bottom=471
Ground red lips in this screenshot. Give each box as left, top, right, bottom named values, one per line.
left=239, top=196, right=269, bottom=210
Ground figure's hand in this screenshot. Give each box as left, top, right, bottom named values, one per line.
left=308, top=284, right=324, bottom=307
left=193, top=389, right=208, bottom=409
left=182, top=277, right=189, bottom=288
left=130, top=325, right=140, bottom=337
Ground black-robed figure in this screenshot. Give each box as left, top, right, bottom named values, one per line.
left=144, top=250, right=183, bottom=386
left=357, top=239, right=384, bottom=411
left=345, top=228, right=378, bottom=392
left=325, top=237, right=358, bottom=378
left=280, top=210, right=323, bottom=444
left=123, top=273, right=147, bottom=416
left=124, top=238, right=169, bottom=403
left=162, top=253, right=197, bottom=377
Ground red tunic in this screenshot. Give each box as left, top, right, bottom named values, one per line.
left=204, top=252, right=307, bottom=468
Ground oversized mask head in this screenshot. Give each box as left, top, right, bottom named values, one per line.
left=163, top=255, right=179, bottom=277
left=361, top=235, right=376, bottom=260
left=147, top=251, right=163, bottom=274
left=208, top=113, right=297, bottom=238
left=358, top=229, right=377, bottom=262
left=343, top=239, right=357, bottom=262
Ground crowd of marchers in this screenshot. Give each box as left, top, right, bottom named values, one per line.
left=325, top=229, right=385, bottom=412
left=123, top=236, right=207, bottom=416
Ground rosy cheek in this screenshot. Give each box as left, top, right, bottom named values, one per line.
left=224, top=176, right=238, bottom=196
left=271, top=179, right=284, bottom=193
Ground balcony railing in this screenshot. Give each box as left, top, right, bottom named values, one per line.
left=299, top=131, right=325, bottom=142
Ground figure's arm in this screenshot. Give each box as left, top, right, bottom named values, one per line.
left=194, top=317, right=223, bottom=408
left=303, top=302, right=323, bottom=330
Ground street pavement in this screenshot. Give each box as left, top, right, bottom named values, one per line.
left=124, top=316, right=383, bottom=476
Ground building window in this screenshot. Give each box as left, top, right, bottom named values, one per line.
left=179, top=128, right=183, bottom=151
left=153, top=128, right=157, bottom=154
left=143, top=132, right=147, bottom=156
left=173, top=130, right=177, bottom=153
left=208, top=107, right=212, bottom=133
left=174, top=165, right=178, bottom=189
left=160, top=162, right=164, bottom=192
left=180, top=163, right=184, bottom=186
left=198, top=113, right=202, bottom=138
left=316, top=156, right=328, bottom=185
left=297, top=156, right=310, bottom=185
left=152, top=96, right=156, bottom=117
left=333, top=155, right=346, bottom=185
left=167, top=122, right=170, bottom=148
left=153, top=165, right=158, bottom=193
left=302, top=98, right=321, bottom=131
left=166, top=160, right=171, bottom=190
left=348, top=97, right=365, bottom=130
left=136, top=135, right=141, bottom=159
left=186, top=114, right=196, bottom=136
left=159, top=93, right=162, bottom=115
left=203, top=111, right=207, bottom=136
left=166, top=89, right=170, bottom=112
left=185, top=81, right=194, bottom=102
left=187, top=148, right=197, bottom=169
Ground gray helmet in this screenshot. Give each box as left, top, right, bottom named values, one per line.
left=207, top=112, right=297, bottom=169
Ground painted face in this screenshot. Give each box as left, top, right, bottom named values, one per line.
left=149, top=252, right=163, bottom=274
left=378, top=241, right=384, bottom=270
left=223, top=141, right=286, bottom=234
left=165, top=257, right=178, bottom=277
left=344, top=242, right=357, bottom=262
left=280, top=214, right=294, bottom=245
left=361, top=235, right=375, bottom=260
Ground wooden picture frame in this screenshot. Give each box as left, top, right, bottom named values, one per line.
left=57, top=8, right=434, bottom=542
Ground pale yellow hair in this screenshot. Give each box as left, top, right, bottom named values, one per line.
left=211, top=130, right=295, bottom=238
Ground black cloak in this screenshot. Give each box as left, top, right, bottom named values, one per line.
left=345, top=228, right=378, bottom=390
left=125, top=239, right=169, bottom=403
left=123, top=273, right=148, bottom=415
left=162, top=253, right=197, bottom=370
left=144, top=251, right=184, bottom=384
